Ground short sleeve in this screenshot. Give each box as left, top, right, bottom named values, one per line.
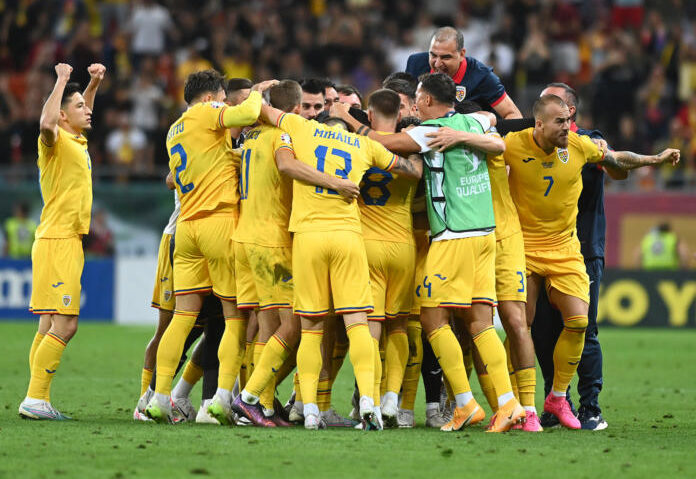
left=578, top=134, right=604, bottom=164
left=38, top=130, right=58, bottom=159
left=368, top=137, right=398, bottom=171
left=404, top=125, right=438, bottom=153
left=198, top=101, right=229, bottom=130
left=273, top=129, right=295, bottom=155
left=277, top=112, right=310, bottom=139
left=478, top=67, right=507, bottom=107
left=467, top=113, right=491, bottom=133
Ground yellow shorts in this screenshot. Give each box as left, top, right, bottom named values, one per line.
left=495, top=231, right=527, bottom=303
left=30, top=237, right=84, bottom=316
left=419, top=233, right=497, bottom=309
left=410, top=229, right=430, bottom=315
left=365, top=239, right=416, bottom=321
left=234, top=241, right=293, bottom=310
left=174, top=215, right=236, bottom=300
left=525, top=239, right=590, bottom=304
left=292, top=231, right=372, bottom=317
left=151, top=233, right=175, bottom=311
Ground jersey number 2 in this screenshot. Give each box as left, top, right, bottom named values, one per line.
left=171, top=143, right=195, bottom=194
left=315, top=145, right=352, bottom=194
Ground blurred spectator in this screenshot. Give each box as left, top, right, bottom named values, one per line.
left=0, top=0, right=693, bottom=189
left=84, top=209, right=115, bottom=257
left=3, top=203, right=36, bottom=259
left=105, top=110, right=148, bottom=182
left=634, top=223, right=690, bottom=270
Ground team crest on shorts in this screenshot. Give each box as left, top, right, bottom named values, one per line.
left=557, top=148, right=569, bottom=163
left=456, top=86, right=467, bottom=102
left=62, top=295, right=72, bottom=307
left=164, top=290, right=172, bottom=302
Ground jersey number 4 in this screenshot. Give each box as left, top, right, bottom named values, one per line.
left=315, top=145, right=352, bottom=194
left=170, top=143, right=195, bottom=194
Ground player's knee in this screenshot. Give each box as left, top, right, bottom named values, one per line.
left=565, top=314, right=588, bottom=330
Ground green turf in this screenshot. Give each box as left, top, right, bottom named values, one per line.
left=0, top=322, right=694, bottom=479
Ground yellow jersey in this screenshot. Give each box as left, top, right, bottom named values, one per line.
left=166, top=95, right=260, bottom=221
left=36, top=127, right=93, bottom=239
left=233, top=124, right=294, bottom=247
left=504, top=129, right=604, bottom=249
left=359, top=132, right=416, bottom=244
left=275, top=113, right=397, bottom=234
left=487, top=150, right=521, bottom=242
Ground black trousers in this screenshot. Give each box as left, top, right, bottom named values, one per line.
left=531, top=257, right=604, bottom=413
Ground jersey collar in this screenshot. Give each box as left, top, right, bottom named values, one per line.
left=429, top=57, right=468, bottom=84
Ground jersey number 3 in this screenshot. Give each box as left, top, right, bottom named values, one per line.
left=315, top=145, right=352, bottom=194
left=171, top=143, right=195, bottom=194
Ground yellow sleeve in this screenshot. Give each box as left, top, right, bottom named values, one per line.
left=368, top=137, right=398, bottom=171
left=274, top=130, right=295, bottom=155
left=487, top=152, right=504, bottom=168
left=276, top=112, right=310, bottom=138
left=219, top=90, right=262, bottom=128
left=578, top=134, right=604, bottom=164
left=38, top=134, right=55, bottom=156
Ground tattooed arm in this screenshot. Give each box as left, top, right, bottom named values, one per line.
left=390, top=154, right=423, bottom=179
left=600, top=148, right=680, bottom=170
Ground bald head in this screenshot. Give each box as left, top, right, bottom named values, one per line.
left=428, top=27, right=465, bottom=78
left=533, top=94, right=571, bottom=148
left=431, top=27, right=464, bottom=50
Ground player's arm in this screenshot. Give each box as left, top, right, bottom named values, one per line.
left=329, top=102, right=421, bottom=154
left=165, top=171, right=175, bottom=190
left=39, top=63, right=73, bottom=147
left=590, top=138, right=627, bottom=180
left=492, top=95, right=522, bottom=119
left=424, top=127, right=505, bottom=154
left=275, top=148, right=359, bottom=201
left=600, top=147, right=680, bottom=170
left=83, top=63, right=106, bottom=111
left=219, top=81, right=277, bottom=128
left=389, top=154, right=423, bottom=179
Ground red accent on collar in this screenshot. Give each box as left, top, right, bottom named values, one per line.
left=452, top=57, right=467, bottom=84
left=570, top=122, right=578, bottom=132
left=429, top=57, right=468, bottom=84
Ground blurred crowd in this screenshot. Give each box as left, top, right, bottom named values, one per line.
left=1, top=0, right=695, bottom=189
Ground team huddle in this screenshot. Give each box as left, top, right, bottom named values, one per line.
left=19, top=27, right=680, bottom=433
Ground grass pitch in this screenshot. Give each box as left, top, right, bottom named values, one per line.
left=0, top=322, right=694, bottom=479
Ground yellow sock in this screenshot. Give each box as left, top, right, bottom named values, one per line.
left=27, top=332, right=66, bottom=401
left=297, top=329, right=323, bottom=405
left=372, top=337, right=382, bottom=406
left=246, top=334, right=291, bottom=398
left=29, top=332, right=45, bottom=372
left=217, top=317, right=247, bottom=391
left=140, top=368, right=153, bottom=397
left=252, top=341, right=266, bottom=381
left=516, top=366, right=536, bottom=408
left=239, top=340, right=254, bottom=389
left=504, top=337, right=519, bottom=399
left=477, top=373, right=498, bottom=413
left=155, top=310, right=197, bottom=395
left=472, top=327, right=512, bottom=400
left=317, top=377, right=331, bottom=412
left=428, top=325, right=471, bottom=395
left=379, top=335, right=387, bottom=398
left=330, top=340, right=349, bottom=386
left=444, top=376, right=454, bottom=401
left=182, top=360, right=203, bottom=386
left=274, top=349, right=296, bottom=386
left=260, top=376, right=276, bottom=410
left=346, top=322, right=374, bottom=400
left=463, top=342, right=474, bottom=378
left=385, top=330, right=408, bottom=394
left=293, top=372, right=303, bottom=403
left=400, top=320, right=422, bottom=410
left=552, top=315, right=587, bottom=393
